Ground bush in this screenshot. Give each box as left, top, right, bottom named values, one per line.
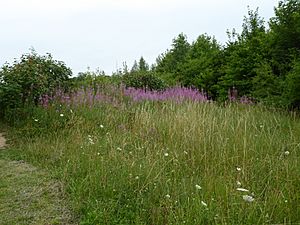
left=0, top=50, right=72, bottom=120
left=122, top=71, right=167, bottom=91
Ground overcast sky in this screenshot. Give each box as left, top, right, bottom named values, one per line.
left=0, top=0, right=279, bottom=75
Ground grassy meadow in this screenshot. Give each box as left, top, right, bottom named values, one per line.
left=4, top=88, right=300, bottom=225
left=1, top=2, right=300, bottom=223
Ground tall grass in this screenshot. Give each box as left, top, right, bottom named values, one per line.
left=9, top=87, right=300, bottom=224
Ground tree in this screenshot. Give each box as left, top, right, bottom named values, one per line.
left=156, top=33, right=190, bottom=74
left=123, top=57, right=165, bottom=90
left=131, top=60, right=138, bottom=73
left=269, top=0, right=300, bottom=75
left=218, top=8, right=268, bottom=99
left=138, top=57, right=149, bottom=72
left=251, top=61, right=284, bottom=106
left=284, top=58, right=300, bottom=108
left=122, top=71, right=166, bottom=91
left=241, top=7, right=266, bottom=41
left=178, top=34, right=222, bottom=98
left=122, top=62, right=129, bottom=75
left=0, top=50, right=72, bottom=118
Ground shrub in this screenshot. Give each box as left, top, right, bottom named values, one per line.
left=122, top=71, right=167, bottom=91
left=0, top=50, right=72, bottom=120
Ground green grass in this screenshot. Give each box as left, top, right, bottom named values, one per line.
left=0, top=158, right=76, bottom=225
left=4, top=101, right=300, bottom=224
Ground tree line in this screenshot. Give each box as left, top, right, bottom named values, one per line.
left=1, top=0, right=299, bottom=121
left=109, top=0, right=300, bottom=108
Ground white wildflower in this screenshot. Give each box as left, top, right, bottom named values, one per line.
left=117, top=147, right=122, bottom=151
left=60, top=113, right=64, bottom=117
left=201, top=201, right=208, bottom=207
left=34, top=118, right=38, bottom=122
left=284, top=151, right=290, bottom=156
left=164, top=153, right=169, bottom=157
left=236, top=167, right=242, bottom=171
left=100, top=124, right=104, bottom=128
left=88, top=135, right=95, bottom=145
left=195, top=184, right=202, bottom=190
left=165, top=194, right=171, bottom=198
left=237, top=188, right=249, bottom=192
left=236, top=181, right=242, bottom=186
left=242, top=195, right=255, bottom=202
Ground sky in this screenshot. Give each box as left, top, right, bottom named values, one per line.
left=0, top=0, right=279, bottom=75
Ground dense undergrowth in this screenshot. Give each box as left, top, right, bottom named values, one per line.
left=6, top=97, right=300, bottom=224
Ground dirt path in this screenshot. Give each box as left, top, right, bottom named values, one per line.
left=0, top=132, right=6, bottom=149
left=0, top=133, right=77, bottom=225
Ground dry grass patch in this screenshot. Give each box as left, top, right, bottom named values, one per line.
left=0, top=133, right=7, bottom=149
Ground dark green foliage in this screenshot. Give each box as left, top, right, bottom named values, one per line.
left=123, top=71, right=166, bottom=91
left=267, top=0, right=300, bottom=107
left=70, top=69, right=122, bottom=89
left=269, top=0, right=300, bottom=74
left=251, top=62, right=285, bottom=106
left=156, top=33, right=190, bottom=74
left=138, top=57, right=149, bottom=72
left=122, top=56, right=167, bottom=90
left=152, top=2, right=300, bottom=108
left=156, top=72, right=179, bottom=87
left=0, top=50, right=72, bottom=120
left=155, top=33, right=222, bottom=98
left=178, top=34, right=222, bottom=98
left=130, top=60, right=139, bottom=73
left=218, top=8, right=268, bottom=100
left=284, top=58, right=300, bottom=109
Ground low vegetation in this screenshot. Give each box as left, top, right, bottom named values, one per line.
left=0, top=158, right=76, bottom=225
left=4, top=89, right=300, bottom=224
left=0, top=1, right=299, bottom=224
